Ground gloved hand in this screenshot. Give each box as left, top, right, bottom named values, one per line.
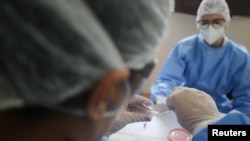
left=107, top=95, right=153, bottom=135
left=166, top=86, right=224, bottom=134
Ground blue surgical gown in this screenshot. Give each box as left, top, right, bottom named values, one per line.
left=193, top=110, right=250, bottom=141
left=151, top=34, right=250, bottom=116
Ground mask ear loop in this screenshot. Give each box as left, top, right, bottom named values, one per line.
left=48, top=79, right=131, bottom=118
left=102, top=79, right=131, bottom=118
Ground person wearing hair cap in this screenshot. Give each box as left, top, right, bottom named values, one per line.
left=151, top=0, right=250, bottom=117
left=0, top=0, right=172, bottom=141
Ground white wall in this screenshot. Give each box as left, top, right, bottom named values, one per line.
left=142, top=12, right=250, bottom=95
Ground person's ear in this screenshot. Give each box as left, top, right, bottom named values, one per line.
left=86, top=70, right=129, bottom=121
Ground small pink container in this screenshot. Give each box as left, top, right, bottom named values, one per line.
left=167, top=128, right=192, bottom=141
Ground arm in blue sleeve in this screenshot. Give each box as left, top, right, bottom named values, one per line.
left=231, top=58, right=250, bottom=117
left=150, top=45, right=186, bottom=102
left=192, top=110, right=250, bottom=141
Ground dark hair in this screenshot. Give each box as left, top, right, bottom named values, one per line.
left=2, top=106, right=52, bottom=123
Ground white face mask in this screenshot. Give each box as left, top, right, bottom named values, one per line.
left=199, top=25, right=225, bottom=45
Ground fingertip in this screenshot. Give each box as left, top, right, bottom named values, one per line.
left=144, top=116, right=152, bottom=121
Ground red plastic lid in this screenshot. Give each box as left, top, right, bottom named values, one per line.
left=167, top=128, right=192, bottom=141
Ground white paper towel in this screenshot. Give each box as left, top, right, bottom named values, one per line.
left=109, top=111, right=183, bottom=141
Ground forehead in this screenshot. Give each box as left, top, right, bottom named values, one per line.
left=200, top=14, right=224, bottom=21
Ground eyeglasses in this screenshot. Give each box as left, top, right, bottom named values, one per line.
left=130, top=58, right=156, bottom=79
left=197, top=18, right=225, bottom=29
left=48, top=59, right=156, bottom=117
left=129, top=58, right=156, bottom=95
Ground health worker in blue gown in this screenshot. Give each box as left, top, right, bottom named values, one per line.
left=151, top=0, right=250, bottom=117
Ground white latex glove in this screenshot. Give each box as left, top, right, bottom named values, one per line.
left=107, top=95, right=153, bottom=135
left=127, top=95, right=154, bottom=114
left=166, top=86, right=224, bottom=134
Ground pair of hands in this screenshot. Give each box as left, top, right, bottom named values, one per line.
left=108, top=86, right=223, bottom=135
left=107, top=94, right=170, bottom=135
